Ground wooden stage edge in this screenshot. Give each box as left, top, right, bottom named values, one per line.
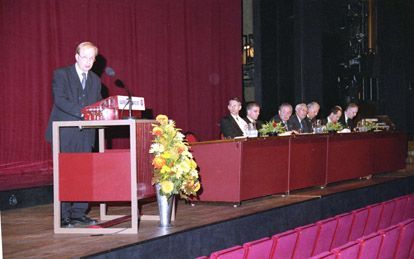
left=2, top=167, right=414, bottom=259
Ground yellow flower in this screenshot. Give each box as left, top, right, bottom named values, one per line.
left=190, top=159, right=197, bottom=170
left=152, top=156, right=166, bottom=169
left=160, top=165, right=171, bottom=174
left=156, top=114, right=169, bottom=125
left=160, top=180, right=174, bottom=194
left=161, top=151, right=172, bottom=159
left=194, top=181, right=201, bottom=192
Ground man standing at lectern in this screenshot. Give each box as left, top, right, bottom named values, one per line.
left=45, top=42, right=102, bottom=227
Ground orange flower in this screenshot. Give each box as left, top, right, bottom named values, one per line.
left=152, top=156, right=166, bottom=169
left=176, top=143, right=186, bottom=154
left=272, top=121, right=277, bottom=128
left=156, top=114, right=169, bottom=125
left=152, top=126, right=163, bottom=136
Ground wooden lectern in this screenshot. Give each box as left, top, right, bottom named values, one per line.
left=52, top=119, right=155, bottom=234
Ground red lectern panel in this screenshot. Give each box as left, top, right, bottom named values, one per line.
left=241, top=137, right=289, bottom=199
left=289, top=134, right=327, bottom=190
left=192, top=141, right=242, bottom=202
left=372, top=132, right=407, bottom=174
left=326, top=133, right=373, bottom=184
left=59, top=151, right=131, bottom=201
left=191, top=137, right=290, bottom=202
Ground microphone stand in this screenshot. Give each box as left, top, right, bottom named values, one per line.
left=126, top=88, right=135, bottom=120
left=115, top=79, right=135, bottom=120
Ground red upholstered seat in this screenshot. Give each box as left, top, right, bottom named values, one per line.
left=378, top=200, right=396, bottom=230
left=394, top=218, right=414, bottom=259
left=309, top=251, right=336, bottom=259
left=378, top=225, right=401, bottom=259
left=210, top=245, right=245, bottom=259
left=313, top=217, right=338, bottom=255
left=293, top=223, right=319, bottom=258
left=404, top=194, right=414, bottom=219
left=391, top=195, right=409, bottom=225
left=271, top=230, right=298, bottom=259
left=243, top=237, right=273, bottom=259
left=349, top=207, right=369, bottom=241
left=364, top=203, right=383, bottom=235
left=331, top=240, right=360, bottom=258
left=357, top=232, right=382, bottom=258
left=184, top=132, right=198, bottom=143
left=331, top=212, right=353, bottom=249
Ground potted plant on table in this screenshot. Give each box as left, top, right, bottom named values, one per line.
left=258, top=120, right=287, bottom=137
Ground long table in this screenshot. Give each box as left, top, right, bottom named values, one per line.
left=190, top=132, right=407, bottom=203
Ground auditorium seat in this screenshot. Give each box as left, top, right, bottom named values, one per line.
left=364, top=203, right=382, bottom=235
left=394, top=218, right=414, bottom=259
left=243, top=237, right=273, bottom=258
left=377, top=200, right=396, bottom=230
left=390, top=195, right=408, bottom=225
left=404, top=194, right=414, bottom=219
left=357, top=232, right=382, bottom=258
left=312, top=217, right=338, bottom=256
left=331, top=240, right=360, bottom=258
left=348, top=207, right=368, bottom=241
left=377, top=225, right=401, bottom=259
left=330, top=213, right=353, bottom=249
left=271, top=230, right=298, bottom=259
left=203, top=196, right=414, bottom=259
left=184, top=132, right=198, bottom=143
left=293, top=223, right=319, bottom=258
left=209, top=245, right=244, bottom=259
left=309, top=251, right=336, bottom=259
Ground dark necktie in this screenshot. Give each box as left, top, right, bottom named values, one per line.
left=81, top=73, right=86, bottom=89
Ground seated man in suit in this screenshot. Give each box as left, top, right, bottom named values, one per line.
left=322, top=106, right=343, bottom=125
left=339, top=103, right=359, bottom=131
left=220, top=97, right=247, bottom=138
left=272, top=103, right=293, bottom=130
left=288, top=103, right=312, bottom=133
left=243, top=102, right=263, bottom=131
left=307, top=101, right=320, bottom=125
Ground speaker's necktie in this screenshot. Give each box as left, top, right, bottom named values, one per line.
left=81, top=73, right=86, bottom=89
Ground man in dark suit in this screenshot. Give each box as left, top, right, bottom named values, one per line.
left=272, top=103, right=293, bottom=130
left=322, top=106, right=343, bottom=125
left=220, top=97, right=247, bottom=138
left=307, top=101, right=320, bottom=126
left=339, top=103, right=359, bottom=131
left=45, top=42, right=102, bottom=227
left=289, top=103, right=312, bottom=133
left=243, top=102, right=263, bottom=131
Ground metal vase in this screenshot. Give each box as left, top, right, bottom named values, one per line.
left=155, top=184, right=174, bottom=227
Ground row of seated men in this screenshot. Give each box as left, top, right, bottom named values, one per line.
left=220, top=97, right=359, bottom=139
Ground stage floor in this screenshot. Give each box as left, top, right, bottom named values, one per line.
left=2, top=167, right=414, bottom=258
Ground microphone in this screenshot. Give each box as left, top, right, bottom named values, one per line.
left=105, top=67, right=115, bottom=77
left=105, top=67, right=135, bottom=120
left=114, top=79, right=135, bottom=120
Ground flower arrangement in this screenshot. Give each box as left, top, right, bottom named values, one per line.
left=323, top=122, right=344, bottom=132
left=150, top=115, right=201, bottom=199
left=357, top=119, right=379, bottom=132
left=258, top=120, right=287, bottom=136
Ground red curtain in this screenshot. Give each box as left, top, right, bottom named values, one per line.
left=0, top=0, right=241, bottom=169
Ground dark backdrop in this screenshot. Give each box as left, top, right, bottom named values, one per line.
left=0, top=0, right=242, bottom=168
left=253, top=0, right=414, bottom=132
